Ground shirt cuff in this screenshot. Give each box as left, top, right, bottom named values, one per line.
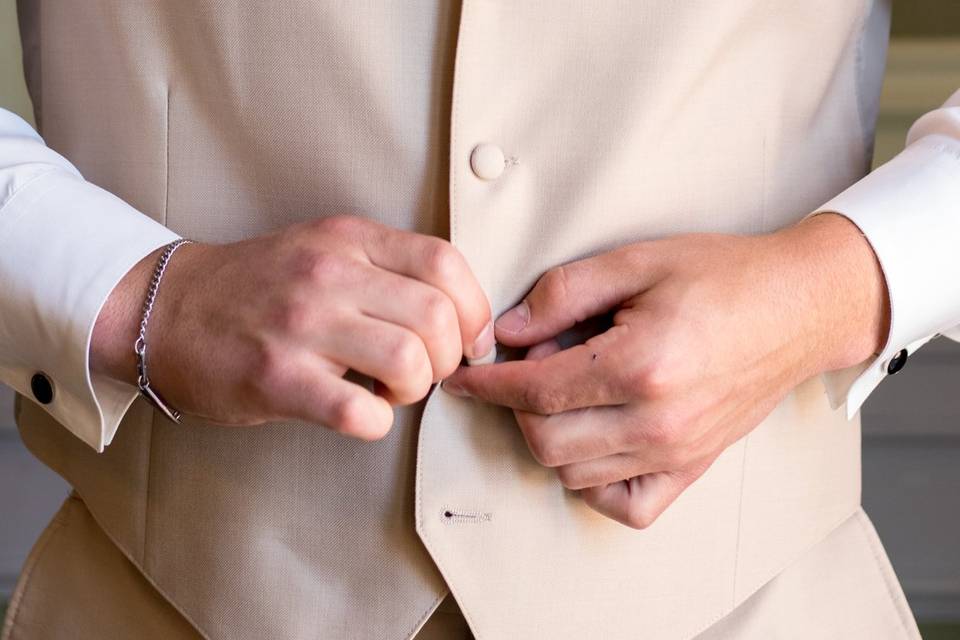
left=812, top=133, right=960, bottom=417
left=0, top=169, right=179, bottom=451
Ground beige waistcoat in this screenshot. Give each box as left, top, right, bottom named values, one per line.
left=15, top=1, right=894, bottom=638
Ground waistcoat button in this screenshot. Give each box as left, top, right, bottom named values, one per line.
left=470, top=143, right=505, bottom=181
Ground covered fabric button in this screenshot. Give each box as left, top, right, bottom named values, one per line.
left=30, top=372, right=55, bottom=404
left=886, top=349, right=908, bottom=375
left=470, top=143, right=505, bottom=181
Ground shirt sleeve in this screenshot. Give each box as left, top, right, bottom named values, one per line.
left=0, top=107, right=179, bottom=451
left=812, top=88, right=960, bottom=418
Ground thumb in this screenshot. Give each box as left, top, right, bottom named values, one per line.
left=495, top=246, right=655, bottom=347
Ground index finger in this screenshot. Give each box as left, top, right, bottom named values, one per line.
left=443, top=343, right=629, bottom=413
left=362, top=223, right=493, bottom=360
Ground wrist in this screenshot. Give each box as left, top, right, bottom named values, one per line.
left=773, top=213, right=890, bottom=374
left=90, top=247, right=164, bottom=385
left=90, top=242, right=200, bottom=386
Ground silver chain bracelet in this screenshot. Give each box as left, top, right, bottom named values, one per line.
left=134, top=238, right=192, bottom=423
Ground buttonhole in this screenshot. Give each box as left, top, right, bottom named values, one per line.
left=441, top=508, right=493, bottom=524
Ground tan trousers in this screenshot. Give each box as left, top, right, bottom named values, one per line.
left=1, top=495, right=918, bottom=640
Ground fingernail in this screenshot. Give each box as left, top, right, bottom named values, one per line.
left=496, top=301, right=530, bottom=335
left=442, top=379, right=470, bottom=397
left=471, top=321, right=495, bottom=360
left=467, top=344, right=497, bottom=367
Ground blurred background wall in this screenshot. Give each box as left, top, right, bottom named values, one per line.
left=0, top=0, right=958, bottom=633
left=0, top=0, right=29, bottom=125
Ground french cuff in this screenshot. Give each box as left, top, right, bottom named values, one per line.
left=0, top=169, right=179, bottom=451
left=811, top=133, right=960, bottom=418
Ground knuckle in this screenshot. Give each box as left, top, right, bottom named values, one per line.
left=645, top=414, right=684, bottom=450
left=421, top=291, right=456, bottom=336
left=537, top=445, right=565, bottom=468
left=385, top=334, right=427, bottom=378
left=626, top=362, right=676, bottom=400
left=645, top=420, right=677, bottom=448
left=272, top=298, right=312, bottom=335
left=406, top=375, right=434, bottom=403
left=381, top=340, right=432, bottom=402
left=623, top=504, right=657, bottom=530
left=423, top=239, right=460, bottom=282
left=556, top=466, right=584, bottom=490
left=315, top=214, right=363, bottom=237
left=538, top=266, right=571, bottom=307
left=432, top=353, right=461, bottom=382
left=580, top=487, right=601, bottom=510
left=525, top=429, right=563, bottom=467
left=621, top=423, right=648, bottom=449
left=523, top=383, right=563, bottom=415
left=307, top=252, right=346, bottom=285
left=329, top=394, right=369, bottom=436
left=248, top=343, right=290, bottom=400
left=288, top=249, right=345, bottom=287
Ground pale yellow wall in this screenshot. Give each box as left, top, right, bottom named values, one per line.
left=0, top=0, right=34, bottom=126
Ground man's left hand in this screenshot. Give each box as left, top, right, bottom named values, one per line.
left=444, top=214, right=888, bottom=529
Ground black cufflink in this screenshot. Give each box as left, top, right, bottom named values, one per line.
left=886, top=349, right=908, bottom=376
left=30, top=372, right=55, bottom=404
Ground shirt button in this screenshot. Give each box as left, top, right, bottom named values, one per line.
left=886, top=349, right=908, bottom=375
left=470, top=143, right=505, bottom=181
left=30, top=372, right=55, bottom=404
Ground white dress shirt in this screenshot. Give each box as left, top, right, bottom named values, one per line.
left=1, top=86, right=959, bottom=452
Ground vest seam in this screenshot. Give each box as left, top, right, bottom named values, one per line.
left=685, top=505, right=862, bottom=639
left=729, top=434, right=750, bottom=606
left=757, top=134, right=767, bottom=233
left=75, top=492, right=213, bottom=639
left=163, top=85, right=171, bottom=226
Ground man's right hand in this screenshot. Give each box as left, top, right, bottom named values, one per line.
left=91, top=216, right=493, bottom=440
